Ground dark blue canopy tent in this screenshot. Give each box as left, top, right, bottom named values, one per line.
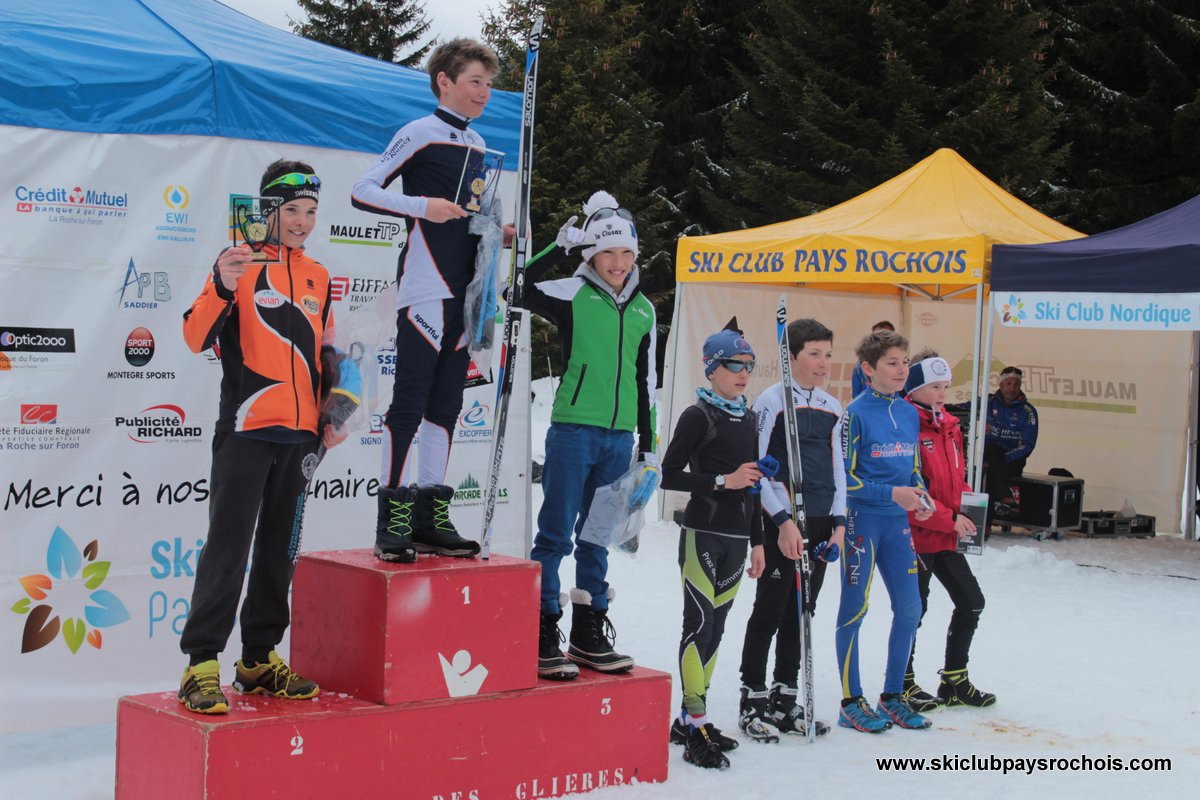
left=0, top=0, right=520, bottom=157
left=990, top=194, right=1200, bottom=540
left=992, top=194, right=1200, bottom=294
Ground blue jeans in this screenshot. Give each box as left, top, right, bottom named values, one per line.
left=533, top=423, right=633, bottom=614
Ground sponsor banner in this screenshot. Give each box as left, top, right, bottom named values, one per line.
left=326, top=220, right=405, bottom=248
left=0, top=126, right=528, bottom=733
left=1, top=404, right=93, bottom=453
left=0, top=325, right=77, bottom=371
left=13, top=182, right=130, bottom=227
left=994, top=291, right=1200, bottom=331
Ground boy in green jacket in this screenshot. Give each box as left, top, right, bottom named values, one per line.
left=526, top=191, right=658, bottom=680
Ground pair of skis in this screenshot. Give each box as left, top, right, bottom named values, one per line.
left=775, top=294, right=818, bottom=744
left=480, top=16, right=544, bottom=560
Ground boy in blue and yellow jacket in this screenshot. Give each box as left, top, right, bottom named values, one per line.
left=835, top=330, right=934, bottom=733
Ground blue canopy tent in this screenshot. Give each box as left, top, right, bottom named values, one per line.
left=989, top=194, right=1200, bottom=539
left=992, top=194, right=1200, bottom=297
left=0, top=0, right=520, bottom=157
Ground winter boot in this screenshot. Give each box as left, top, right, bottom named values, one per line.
left=738, top=684, right=780, bottom=743
left=566, top=588, right=634, bottom=672
left=902, top=671, right=945, bottom=713
left=374, top=485, right=417, bottom=563
left=938, top=668, right=996, bottom=707
left=877, top=694, right=933, bottom=729
left=414, top=484, right=480, bottom=557
left=837, top=696, right=892, bottom=734
left=769, top=681, right=830, bottom=736
left=537, top=608, right=579, bottom=681
left=682, top=724, right=731, bottom=770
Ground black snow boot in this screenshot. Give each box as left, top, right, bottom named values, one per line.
left=414, top=484, right=480, bottom=557
left=538, top=609, right=579, bottom=681
left=374, top=485, right=417, bottom=563
left=566, top=588, right=634, bottom=673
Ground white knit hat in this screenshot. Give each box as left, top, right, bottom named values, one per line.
left=579, top=190, right=639, bottom=262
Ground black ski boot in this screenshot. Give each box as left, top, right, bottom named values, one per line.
left=768, top=682, right=830, bottom=736
left=671, top=710, right=738, bottom=751
left=537, top=609, right=579, bottom=681
left=566, top=588, right=634, bottom=672
left=374, top=485, right=417, bottom=563
left=938, top=668, right=996, bottom=707
left=414, top=484, right=480, bottom=557
left=902, top=671, right=945, bottom=713
left=682, top=724, right=731, bottom=769
left=738, top=684, right=780, bottom=743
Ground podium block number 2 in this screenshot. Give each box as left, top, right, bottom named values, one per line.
left=290, top=734, right=304, bottom=756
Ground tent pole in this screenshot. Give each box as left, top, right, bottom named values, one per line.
left=658, top=283, right=686, bottom=521
left=972, top=297, right=996, bottom=493
left=966, top=285, right=984, bottom=488
left=1187, top=332, right=1199, bottom=540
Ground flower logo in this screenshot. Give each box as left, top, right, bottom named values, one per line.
left=11, top=526, right=130, bottom=653
left=1001, top=294, right=1027, bottom=325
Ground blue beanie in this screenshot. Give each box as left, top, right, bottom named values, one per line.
left=702, top=324, right=755, bottom=377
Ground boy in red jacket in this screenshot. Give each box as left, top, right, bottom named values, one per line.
left=902, top=351, right=996, bottom=710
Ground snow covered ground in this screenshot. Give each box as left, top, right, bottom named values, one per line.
left=4, top=379, right=1198, bottom=798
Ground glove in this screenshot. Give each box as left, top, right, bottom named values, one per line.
left=555, top=214, right=586, bottom=251
left=628, top=452, right=660, bottom=510
left=748, top=455, right=780, bottom=495
left=757, top=455, right=780, bottom=478
left=813, top=540, right=840, bottom=563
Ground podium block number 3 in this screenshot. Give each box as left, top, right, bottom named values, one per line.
left=600, top=698, right=612, bottom=716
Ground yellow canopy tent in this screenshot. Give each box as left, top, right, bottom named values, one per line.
left=662, top=148, right=1083, bottom=502
left=675, top=147, right=1081, bottom=295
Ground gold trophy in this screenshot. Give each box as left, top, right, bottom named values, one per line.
left=230, top=196, right=283, bottom=263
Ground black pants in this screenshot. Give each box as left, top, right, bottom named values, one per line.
left=983, top=442, right=1026, bottom=505
left=180, top=432, right=317, bottom=661
left=739, top=515, right=833, bottom=688
left=907, top=550, right=985, bottom=674
left=383, top=298, right=471, bottom=487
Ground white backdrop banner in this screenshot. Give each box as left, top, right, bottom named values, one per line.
left=0, top=126, right=530, bottom=732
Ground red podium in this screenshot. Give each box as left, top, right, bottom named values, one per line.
left=116, top=550, right=672, bottom=799
left=116, top=668, right=671, bottom=799
left=290, top=550, right=540, bottom=704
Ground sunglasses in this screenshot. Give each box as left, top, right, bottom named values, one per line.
left=716, top=358, right=755, bottom=374
left=584, top=206, right=635, bottom=227
left=262, top=172, right=322, bottom=191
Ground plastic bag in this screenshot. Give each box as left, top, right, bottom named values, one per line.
left=578, top=462, right=649, bottom=550
left=464, top=194, right=504, bottom=359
